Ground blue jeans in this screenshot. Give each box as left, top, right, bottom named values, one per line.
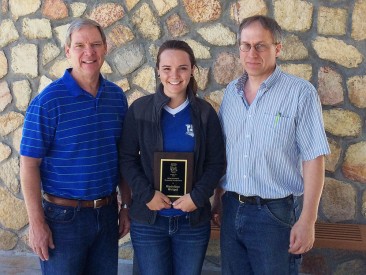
left=40, top=200, right=119, bottom=275
left=131, top=214, right=210, bottom=275
left=220, top=192, right=301, bottom=275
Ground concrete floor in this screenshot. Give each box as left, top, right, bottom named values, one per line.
left=0, top=252, right=220, bottom=275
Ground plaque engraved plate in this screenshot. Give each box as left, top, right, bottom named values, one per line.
left=154, top=152, right=193, bottom=201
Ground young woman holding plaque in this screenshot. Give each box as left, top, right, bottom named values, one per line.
left=120, top=40, right=225, bottom=275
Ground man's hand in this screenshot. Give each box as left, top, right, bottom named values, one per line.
left=211, top=188, right=224, bottom=226
left=288, top=219, right=315, bottom=254
left=118, top=208, right=130, bottom=238
left=146, top=191, right=171, bottom=211
left=29, top=221, right=55, bottom=261
left=172, top=194, right=197, bottom=212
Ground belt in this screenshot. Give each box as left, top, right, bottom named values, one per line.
left=43, top=193, right=117, bottom=208
left=227, top=191, right=292, bottom=205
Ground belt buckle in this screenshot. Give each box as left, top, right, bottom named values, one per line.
left=238, top=194, right=245, bottom=203
left=93, top=198, right=103, bottom=208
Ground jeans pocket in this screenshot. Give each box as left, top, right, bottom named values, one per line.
left=263, top=200, right=295, bottom=228
left=43, top=200, right=77, bottom=224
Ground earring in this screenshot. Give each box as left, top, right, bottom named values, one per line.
left=157, top=74, right=160, bottom=78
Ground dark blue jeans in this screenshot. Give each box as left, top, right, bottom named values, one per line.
left=40, top=200, right=119, bottom=275
left=131, top=214, right=210, bottom=275
left=220, top=192, right=301, bottom=275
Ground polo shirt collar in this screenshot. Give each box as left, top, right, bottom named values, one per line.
left=62, top=68, right=106, bottom=97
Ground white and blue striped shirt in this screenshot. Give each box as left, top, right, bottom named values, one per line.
left=219, top=66, right=330, bottom=198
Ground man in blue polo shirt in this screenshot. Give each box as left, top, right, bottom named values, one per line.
left=212, top=16, right=330, bottom=275
left=20, top=18, right=130, bottom=274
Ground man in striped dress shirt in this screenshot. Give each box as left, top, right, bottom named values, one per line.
left=20, top=19, right=130, bottom=275
left=212, top=15, right=330, bottom=275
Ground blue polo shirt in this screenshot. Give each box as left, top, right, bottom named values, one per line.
left=20, top=69, right=128, bottom=200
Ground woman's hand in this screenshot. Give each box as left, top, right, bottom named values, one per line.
left=172, top=194, right=197, bottom=212
left=146, top=191, right=172, bottom=210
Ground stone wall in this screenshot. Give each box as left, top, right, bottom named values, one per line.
left=0, top=0, right=366, bottom=273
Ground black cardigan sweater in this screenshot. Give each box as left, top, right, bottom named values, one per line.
left=120, top=84, right=225, bottom=226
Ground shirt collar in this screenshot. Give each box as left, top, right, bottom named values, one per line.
left=235, top=65, right=282, bottom=95
left=62, top=68, right=106, bottom=97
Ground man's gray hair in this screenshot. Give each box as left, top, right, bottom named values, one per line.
left=65, top=18, right=106, bottom=47
left=237, top=15, right=283, bottom=45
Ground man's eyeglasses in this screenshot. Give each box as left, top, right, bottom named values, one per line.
left=239, top=42, right=279, bottom=52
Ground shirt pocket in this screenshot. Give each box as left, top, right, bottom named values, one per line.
left=262, top=112, right=295, bottom=148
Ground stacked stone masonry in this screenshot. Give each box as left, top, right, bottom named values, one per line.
left=1, top=0, right=366, bottom=274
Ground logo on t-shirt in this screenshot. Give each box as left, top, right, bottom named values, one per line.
left=185, top=124, right=194, bottom=137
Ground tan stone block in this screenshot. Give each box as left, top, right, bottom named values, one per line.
left=0, top=111, right=24, bottom=136
left=42, top=43, right=61, bottom=66
left=197, top=23, right=236, bottom=46
left=101, top=61, right=112, bottom=74
left=318, top=7, right=347, bottom=35
left=118, top=244, right=134, bottom=260
left=127, top=90, right=146, bottom=106
left=0, top=158, right=20, bottom=193
left=280, top=64, right=312, bottom=81
left=321, top=178, right=356, bottom=222
left=10, top=127, right=22, bottom=154
left=49, top=58, right=70, bottom=79
left=9, top=0, right=41, bottom=20
left=325, top=138, right=341, bottom=173
left=0, top=186, right=28, bottom=230
left=230, top=0, right=267, bottom=24
left=194, top=66, right=209, bottom=91
left=115, top=78, right=130, bottom=92
left=183, top=0, right=221, bottom=23
left=166, top=14, right=189, bottom=38
left=0, top=229, right=17, bottom=250
left=0, top=51, right=8, bottom=79
left=184, top=39, right=211, bottom=59
left=132, top=3, right=161, bottom=40
left=274, top=0, right=313, bottom=31
left=132, top=66, right=156, bottom=92
left=54, top=24, right=70, bottom=47
left=38, top=75, right=53, bottom=93
left=0, top=142, right=11, bottom=163
left=352, top=0, right=366, bottom=41
left=318, top=67, right=344, bottom=106
left=11, top=43, right=38, bottom=78
left=213, top=52, right=243, bottom=85
left=149, top=44, right=159, bottom=64
left=42, top=0, right=68, bottom=20
left=126, top=0, right=140, bottom=11
left=347, top=76, right=366, bottom=108
left=70, top=2, right=87, bottom=17
left=0, top=19, right=19, bottom=48
left=0, top=81, right=12, bottom=112
left=204, top=89, right=224, bottom=113
left=323, top=109, right=361, bottom=137
left=312, top=37, right=363, bottom=68
left=88, top=3, right=124, bottom=28
left=2, top=0, right=8, bottom=13
left=152, top=0, right=178, bottom=16
left=343, top=141, right=366, bottom=184
left=107, top=24, right=134, bottom=51
left=12, top=80, right=32, bottom=111
left=279, top=35, right=308, bottom=61
left=22, top=18, right=52, bottom=39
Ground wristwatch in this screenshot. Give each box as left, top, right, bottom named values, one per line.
left=121, top=203, right=130, bottom=209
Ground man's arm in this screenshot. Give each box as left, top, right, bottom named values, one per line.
left=288, top=155, right=325, bottom=254
left=20, top=156, right=54, bottom=261
left=118, top=177, right=131, bottom=239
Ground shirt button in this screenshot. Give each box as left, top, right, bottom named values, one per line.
left=245, top=135, right=250, bottom=138
left=244, top=155, right=248, bottom=158
left=243, top=175, right=247, bottom=179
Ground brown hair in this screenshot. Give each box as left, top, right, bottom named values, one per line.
left=156, top=40, right=198, bottom=95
